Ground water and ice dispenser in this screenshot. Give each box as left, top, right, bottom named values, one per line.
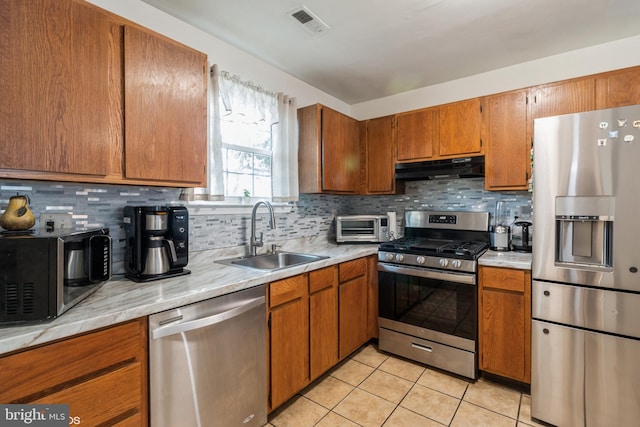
left=555, top=196, right=613, bottom=270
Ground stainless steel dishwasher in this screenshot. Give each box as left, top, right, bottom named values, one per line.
left=149, top=284, right=266, bottom=427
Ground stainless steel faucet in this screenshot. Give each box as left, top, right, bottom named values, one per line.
left=250, top=200, right=276, bottom=256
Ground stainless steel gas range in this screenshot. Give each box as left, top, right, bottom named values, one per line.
left=377, top=210, right=490, bottom=379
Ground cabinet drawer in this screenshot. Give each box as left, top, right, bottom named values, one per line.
left=309, top=266, right=336, bottom=294
left=481, top=267, right=526, bottom=292
left=33, top=362, right=142, bottom=426
left=339, top=258, right=367, bottom=283
left=0, top=318, right=146, bottom=403
left=270, top=274, right=308, bottom=308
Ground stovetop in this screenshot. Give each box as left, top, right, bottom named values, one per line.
left=380, top=237, right=489, bottom=259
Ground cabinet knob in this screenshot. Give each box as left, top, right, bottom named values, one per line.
left=543, top=328, right=550, bottom=334
left=543, top=290, right=550, bottom=296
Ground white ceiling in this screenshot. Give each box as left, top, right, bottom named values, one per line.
left=140, top=0, right=640, bottom=104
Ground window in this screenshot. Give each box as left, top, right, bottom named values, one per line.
left=180, top=65, right=299, bottom=204
left=219, top=87, right=277, bottom=198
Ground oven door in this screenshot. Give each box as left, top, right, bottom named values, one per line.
left=378, top=262, right=477, bottom=351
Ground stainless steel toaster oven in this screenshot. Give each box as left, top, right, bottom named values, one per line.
left=336, top=215, right=391, bottom=243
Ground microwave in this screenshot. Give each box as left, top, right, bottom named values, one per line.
left=0, top=228, right=112, bottom=325
left=336, top=215, right=392, bottom=243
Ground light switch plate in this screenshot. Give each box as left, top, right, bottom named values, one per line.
left=40, top=213, right=73, bottom=233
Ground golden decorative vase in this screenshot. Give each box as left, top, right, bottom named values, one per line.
left=0, top=194, right=36, bottom=231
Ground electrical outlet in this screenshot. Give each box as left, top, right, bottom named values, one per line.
left=40, top=213, right=73, bottom=233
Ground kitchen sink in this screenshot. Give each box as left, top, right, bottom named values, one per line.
left=216, top=252, right=329, bottom=271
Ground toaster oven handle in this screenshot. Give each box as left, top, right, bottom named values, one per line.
left=88, top=234, right=112, bottom=282
left=378, top=262, right=476, bottom=285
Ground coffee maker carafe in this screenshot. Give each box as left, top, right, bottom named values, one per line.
left=124, top=206, right=190, bottom=282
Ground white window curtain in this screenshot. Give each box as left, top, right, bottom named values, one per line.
left=272, top=93, right=299, bottom=202
left=181, top=64, right=299, bottom=202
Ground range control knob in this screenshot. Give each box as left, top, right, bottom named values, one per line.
left=439, top=258, right=449, bottom=267
left=395, top=254, right=405, bottom=262
left=416, top=256, right=426, bottom=265
left=385, top=253, right=394, bottom=261
left=452, top=260, right=462, bottom=269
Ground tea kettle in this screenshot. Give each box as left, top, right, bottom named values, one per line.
left=0, top=194, right=36, bottom=231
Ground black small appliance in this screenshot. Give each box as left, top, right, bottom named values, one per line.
left=124, top=206, right=190, bottom=282
left=0, top=228, right=112, bottom=325
left=511, top=220, right=533, bottom=252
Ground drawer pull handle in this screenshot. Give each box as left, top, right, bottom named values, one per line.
left=543, top=328, right=550, bottom=334
left=544, top=290, right=550, bottom=296
left=411, top=343, right=433, bottom=352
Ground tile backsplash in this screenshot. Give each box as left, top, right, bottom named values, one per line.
left=0, top=178, right=531, bottom=274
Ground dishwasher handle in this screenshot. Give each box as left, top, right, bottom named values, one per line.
left=151, top=296, right=265, bottom=340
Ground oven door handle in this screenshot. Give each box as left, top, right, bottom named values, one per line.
left=377, top=263, right=476, bottom=285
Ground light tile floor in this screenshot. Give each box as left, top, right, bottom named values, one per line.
left=267, top=343, right=547, bottom=427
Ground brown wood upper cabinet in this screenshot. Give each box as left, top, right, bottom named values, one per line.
left=396, top=107, right=438, bottom=162
left=394, top=98, right=482, bottom=162
left=362, top=115, right=397, bottom=194
left=595, top=65, right=640, bottom=109
left=530, top=77, right=595, bottom=120
left=438, top=98, right=483, bottom=157
left=298, top=104, right=361, bottom=194
left=124, top=26, right=207, bottom=184
left=0, top=0, right=207, bottom=187
left=0, top=0, right=118, bottom=176
left=484, top=89, right=530, bottom=190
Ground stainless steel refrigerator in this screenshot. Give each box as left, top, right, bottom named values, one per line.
left=532, top=104, right=640, bottom=427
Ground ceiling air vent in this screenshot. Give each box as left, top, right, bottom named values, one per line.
left=289, top=6, right=330, bottom=34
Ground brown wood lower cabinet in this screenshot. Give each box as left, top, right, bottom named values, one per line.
left=268, top=274, right=310, bottom=411
left=267, top=256, right=376, bottom=412
left=0, top=318, right=148, bottom=426
left=309, top=266, right=339, bottom=381
left=479, top=266, right=531, bottom=384
left=338, top=257, right=369, bottom=359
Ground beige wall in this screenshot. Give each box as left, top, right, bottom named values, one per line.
left=87, top=0, right=640, bottom=121
left=351, top=35, right=640, bottom=120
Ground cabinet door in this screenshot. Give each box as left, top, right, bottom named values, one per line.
left=595, top=66, right=640, bottom=109
left=268, top=275, right=309, bottom=410
left=309, top=267, right=338, bottom=381
left=322, top=107, right=361, bottom=193
left=531, top=78, right=595, bottom=120
left=438, top=98, right=482, bottom=157
left=365, top=116, right=396, bottom=194
left=485, top=90, right=530, bottom=190
left=339, top=259, right=368, bottom=359
left=124, top=26, right=207, bottom=185
left=479, top=267, right=531, bottom=384
left=366, top=255, right=379, bottom=339
left=396, top=108, right=438, bottom=161
left=0, top=0, right=118, bottom=175
left=480, top=289, right=526, bottom=381
left=0, top=318, right=147, bottom=426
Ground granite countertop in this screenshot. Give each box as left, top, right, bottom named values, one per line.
left=479, top=249, right=532, bottom=270
left=0, top=237, right=379, bottom=357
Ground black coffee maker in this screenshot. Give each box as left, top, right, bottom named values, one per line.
left=124, top=206, right=190, bottom=282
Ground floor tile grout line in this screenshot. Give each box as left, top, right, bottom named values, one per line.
left=460, top=400, right=521, bottom=422
left=269, top=344, right=529, bottom=427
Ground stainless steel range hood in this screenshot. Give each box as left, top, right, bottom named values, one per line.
left=395, top=156, right=484, bottom=180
